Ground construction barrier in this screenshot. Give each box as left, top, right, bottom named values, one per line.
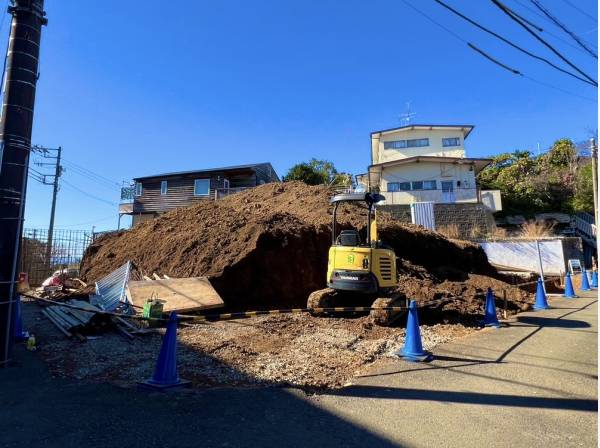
left=24, top=274, right=559, bottom=326
left=396, top=300, right=432, bottom=362
left=138, top=312, right=190, bottom=391
left=533, top=278, right=549, bottom=310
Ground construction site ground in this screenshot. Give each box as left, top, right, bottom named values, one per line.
left=22, top=298, right=475, bottom=389
left=2, top=292, right=596, bottom=448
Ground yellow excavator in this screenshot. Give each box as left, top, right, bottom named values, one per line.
left=307, top=192, right=405, bottom=326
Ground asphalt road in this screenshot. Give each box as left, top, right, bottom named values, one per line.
left=0, top=292, right=597, bottom=448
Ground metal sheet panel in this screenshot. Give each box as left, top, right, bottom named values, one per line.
left=410, top=202, right=435, bottom=231
left=90, top=261, right=131, bottom=312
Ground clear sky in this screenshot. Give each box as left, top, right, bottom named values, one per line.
left=20, top=0, right=598, bottom=231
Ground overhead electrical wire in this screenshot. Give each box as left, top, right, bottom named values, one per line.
left=61, top=157, right=121, bottom=188
left=62, top=162, right=121, bottom=191
left=54, top=215, right=117, bottom=228
left=60, top=178, right=118, bottom=207
left=509, top=0, right=598, bottom=54
left=559, top=0, right=597, bottom=23
left=529, top=0, right=597, bottom=58
left=432, top=0, right=596, bottom=86
left=399, top=0, right=596, bottom=102
left=491, top=0, right=598, bottom=86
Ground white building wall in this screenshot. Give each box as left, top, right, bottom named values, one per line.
left=373, top=129, right=466, bottom=164
left=379, top=162, right=479, bottom=205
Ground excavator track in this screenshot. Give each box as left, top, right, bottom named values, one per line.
left=370, top=294, right=407, bottom=327
left=307, top=288, right=336, bottom=316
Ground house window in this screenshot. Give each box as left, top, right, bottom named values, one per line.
left=223, top=179, right=230, bottom=190
left=442, top=137, right=461, bottom=147
left=423, top=180, right=437, bottom=190
left=406, top=138, right=429, bottom=148
left=160, top=180, right=167, bottom=195
left=384, top=140, right=407, bottom=150
left=384, top=138, right=429, bottom=150
left=194, top=179, right=210, bottom=196
left=387, top=182, right=411, bottom=192
left=134, top=182, right=142, bottom=196
left=411, top=181, right=424, bottom=190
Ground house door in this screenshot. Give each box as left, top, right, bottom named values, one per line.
left=441, top=181, right=455, bottom=203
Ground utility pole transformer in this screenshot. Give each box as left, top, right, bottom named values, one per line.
left=0, top=0, right=47, bottom=366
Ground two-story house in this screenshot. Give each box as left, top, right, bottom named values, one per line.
left=120, top=162, right=279, bottom=226
left=357, top=124, right=501, bottom=211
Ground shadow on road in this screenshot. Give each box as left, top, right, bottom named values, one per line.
left=329, top=385, right=598, bottom=412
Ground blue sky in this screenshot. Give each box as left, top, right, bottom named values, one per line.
left=21, top=0, right=597, bottom=230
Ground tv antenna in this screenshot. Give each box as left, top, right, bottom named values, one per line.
left=399, top=102, right=416, bottom=126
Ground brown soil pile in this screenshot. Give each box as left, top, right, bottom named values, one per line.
left=80, top=182, right=513, bottom=311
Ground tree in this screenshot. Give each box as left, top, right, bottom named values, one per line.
left=477, top=138, right=591, bottom=215
left=283, top=159, right=346, bottom=186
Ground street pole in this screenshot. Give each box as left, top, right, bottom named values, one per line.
left=591, top=138, right=598, bottom=225
left=0, top=0, right=47, bottom=366
left=45, top=146, right=61, bottom=269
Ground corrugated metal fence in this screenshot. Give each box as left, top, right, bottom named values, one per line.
left=410, top=202, right=436, bottom=231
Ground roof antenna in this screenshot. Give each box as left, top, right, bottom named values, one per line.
left=399, top=101, right=416, bottom=126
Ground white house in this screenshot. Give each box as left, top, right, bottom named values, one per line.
left=357, top=124, right=502, bottom=211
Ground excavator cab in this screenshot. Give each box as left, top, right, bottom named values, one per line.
left=308, top=192, right=403, bottom=326
left=327, top=192, right=397, bottom=293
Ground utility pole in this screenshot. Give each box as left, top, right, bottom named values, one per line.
left=0, top=0, right=47, bottom=366
left=591, top=138, right=598, bottom=225
left=45, top=146, right=61, bottom=267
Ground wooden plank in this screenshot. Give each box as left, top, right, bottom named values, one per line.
left=126, top=277, right=224, bottom=313
left=152, top=273, right=161, bottom=280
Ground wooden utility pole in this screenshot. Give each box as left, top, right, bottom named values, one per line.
left=0, top=0, right=47, bottom=366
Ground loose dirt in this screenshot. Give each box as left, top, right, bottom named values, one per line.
left=24, top=300, right=474, bottom=389
left=80, top=182, right=528, bottom=314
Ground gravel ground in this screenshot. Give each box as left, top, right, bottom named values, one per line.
left=23, top=299, right=475, bottom=390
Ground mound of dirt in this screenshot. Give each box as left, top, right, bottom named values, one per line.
left=80, top=182, right=509, bottom=311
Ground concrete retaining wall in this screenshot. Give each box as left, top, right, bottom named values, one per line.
left=378, top=203, right=495, bottom=239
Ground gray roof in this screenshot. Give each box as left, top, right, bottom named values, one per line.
left=371, top=124, right=475, bottom=139
left=133, top=162, right=273, bottom=181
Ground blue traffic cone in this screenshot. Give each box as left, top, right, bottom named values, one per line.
left=12, top=294, right=29, bottom=342
left=591, top=271, right=598, bottom=289
left=397, top=300, right=432, bottom=362
left=533, top=278, right=549, bottom=310
left=482, top=288, right=500, bottom=328
left=580, top=269, right=591, bottom=291
left=563, top=272, right=577, bottom=298
left=138, top=312, right=190, bottom=390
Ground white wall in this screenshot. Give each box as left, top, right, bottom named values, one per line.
left=380, top=162, right=477, bottom=189
left=372, top=128, right=466, bottom=164
left=480, top=240, right=566, bottom=275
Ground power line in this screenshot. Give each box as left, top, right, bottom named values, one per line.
left=491, top=0, right=597, bottom=86
left=60, top=178, right=118, bottom=207
left=509, top=0, right=598, bottom=53
left=62, top=161, right=121, bottom=191
left=530, top=0, right=597, bottom=58
left=61, top=157, right=121, bottom=187
left=468, top=43, right=522, bottom=74
left=560, top=0, right=597, bottom=23
left=54, top=215, right=117, bottom=228
left=432, top=0, right=596, bottom=86
left=399, top=0, right=597, bottom=102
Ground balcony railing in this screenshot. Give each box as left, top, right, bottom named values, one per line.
left=213, top=186, right=253, bottom=199
left=380, top=188, right=479, bottom=205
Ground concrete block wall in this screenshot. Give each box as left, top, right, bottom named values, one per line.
left=378, top=203, right=495, bottom=239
